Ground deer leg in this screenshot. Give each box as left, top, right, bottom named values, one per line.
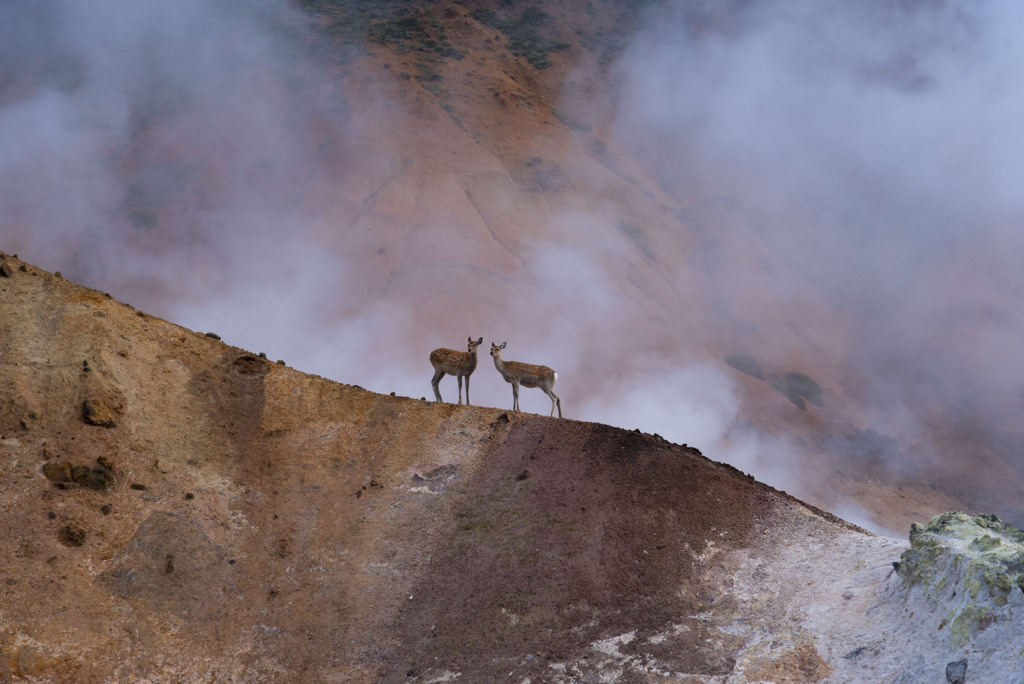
left=464, top=374, right=471, bottom=406
left=512, top=382, right=520, bottom=412
left=457, top=374, right=464, bottom=405
left=544, top=387, right=562, bottom=418
left=431, top=368, right=445, bottom=403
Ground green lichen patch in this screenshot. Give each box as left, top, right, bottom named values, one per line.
left=949, top=603, right=994, bottom=648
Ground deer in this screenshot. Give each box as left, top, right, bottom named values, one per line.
left=490, top=341, right=562, bottom=418
left=430, top=337, right=484, bottom=405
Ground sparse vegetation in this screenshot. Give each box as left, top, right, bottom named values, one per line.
left=295, top=0, right=466, bottom=80
left=470, top=5, right=569, bottom=69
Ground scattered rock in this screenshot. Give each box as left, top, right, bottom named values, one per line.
left=0, top=261, right=13, bottom=278
left=946, top=658, right=968, bottom=684
left=57, top=522, right=86, bottom=547
left=130, top=483, right=147, bottom=490
left=101, top=504, right=112, bottom=515
left=516, top=469, right=530, bottom=481
left=205, top=332, right=221, bottom=340
left=41, top=457, right=117, bottom=491
left=410, top=464, right=461, bottom=493
left=185, top=492, right=194, bottom=500
left=82, top=399, right=116, bottom=428
left=274, top=537, right=294, bottom=558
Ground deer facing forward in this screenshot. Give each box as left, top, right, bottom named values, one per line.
left=490, top=341, right=562, bottom=417
left=430, top=337, right=484, bottom=405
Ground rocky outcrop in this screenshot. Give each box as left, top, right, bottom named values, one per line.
left=887, top=512, right=1024, bottom=681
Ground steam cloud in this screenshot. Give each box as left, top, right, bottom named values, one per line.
left=604, top=0, right=1024, bottom=518
left=4, top=0, right=1024, bottom=529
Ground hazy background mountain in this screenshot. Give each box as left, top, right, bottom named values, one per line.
left=3, top=0, right=1024, bottom=534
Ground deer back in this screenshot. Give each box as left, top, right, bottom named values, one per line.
left=503, top=360, right=555, bottom=388
left=430, top=348, right=474, bottom=374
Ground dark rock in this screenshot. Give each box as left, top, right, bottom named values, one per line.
left=82, top=399, right=116, bottom=428
left=724, top=353, right=764, bottom=381
left=205, top=332, right=221, bottom=340
left=130, top=483, right=147, bottom=491
left=101, top=504, right=112, bottom=515
left=516, top=469, right=530, bottom=481
left=0, top=261, right=13, bottom=278
left=946, top=658, right=968, bottom=684
left=42, top=457, right=116, bottom=491
left=185, top=492, right=194, bottom=500
left=231, top=355, right=269, bottom=376
left=274, top=537, right=294, bottom=558
left=58, top=522, right=86, bottom=547
left=780, top=371, right=824, bottom=409
left=424, top=465, right=458, bottom=480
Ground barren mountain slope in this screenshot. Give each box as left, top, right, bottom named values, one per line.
left=3, top=260, right=1023, bottom=683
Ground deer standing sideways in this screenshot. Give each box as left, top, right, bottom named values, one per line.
left=490, top=341, right=562, bottom=417
left=430, top=337, right=484, bottom=405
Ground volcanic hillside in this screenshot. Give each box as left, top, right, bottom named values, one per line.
left=4, top=258, right=1024, bottom=682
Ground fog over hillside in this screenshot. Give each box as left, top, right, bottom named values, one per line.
left=610, top=0, right=1024, bottom=426
left=600, top=0, right=1024, bottom=520
left=4, top=0, right=1024, bottom=528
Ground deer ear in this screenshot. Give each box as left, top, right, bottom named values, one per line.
left=500, top=341, right=507, bottom=349
left=476, top=337, right=483, bottom=344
